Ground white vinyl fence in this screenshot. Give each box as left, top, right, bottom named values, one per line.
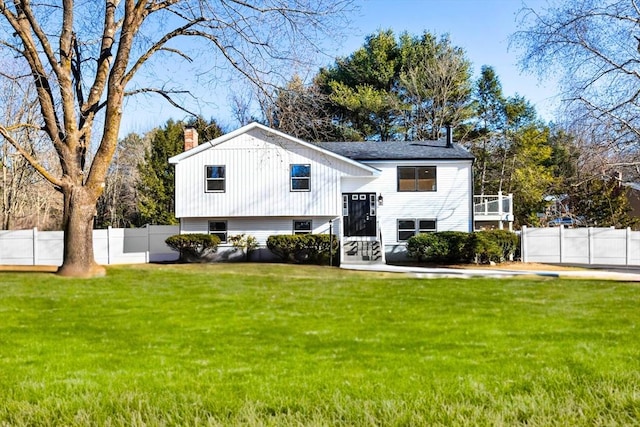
left=0, top=225, right=179, bottom=266
left=521, top=226, right=640, bottom=266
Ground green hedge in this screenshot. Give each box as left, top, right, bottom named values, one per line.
left=165, top=234, right=220, bottom=262
left=266, top=234, right=339, bottom=265
left=406, top=230, right=518, bottom=264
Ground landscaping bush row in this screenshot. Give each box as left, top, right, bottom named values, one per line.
left=165, top=233, right=339, bottom=264
left=266, top=234, right=339, bottom=265
left=406, top=230, right=518, bottom=264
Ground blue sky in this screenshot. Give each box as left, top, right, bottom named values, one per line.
left=119, top=0, right=557, bottom=137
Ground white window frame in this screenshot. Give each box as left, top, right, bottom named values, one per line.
left=397, top=218, right=437, bottom=241
left=208, top=220, right=228, bottom=243
left=418, top=219, right=437, bottom=234
left=290, top=164, right=311, bottom=192
left=205, top=165, right=226, bottom=193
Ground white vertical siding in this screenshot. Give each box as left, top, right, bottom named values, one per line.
left=181, top=216, right=341, bottom=247
left=343, top=160, right=473, bottom=244
left=174, top=128, right=372, bottom=218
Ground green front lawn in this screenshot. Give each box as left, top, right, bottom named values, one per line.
left=1, top=264, right=638, bottom=425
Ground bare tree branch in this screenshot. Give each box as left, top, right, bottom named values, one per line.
left=124, top=87, right=198, bottom=116
left=0, top=126, right=63, bottom=188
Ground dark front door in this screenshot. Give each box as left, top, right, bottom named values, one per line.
left=343, top=193, right=376, bottom=237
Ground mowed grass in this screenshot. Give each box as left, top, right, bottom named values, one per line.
left=0, top=264, right=639, bottom=426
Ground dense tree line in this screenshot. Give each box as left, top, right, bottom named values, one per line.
left=2, top=25, right=638, bottom=231
left=261, top=29, right=640, bottom=228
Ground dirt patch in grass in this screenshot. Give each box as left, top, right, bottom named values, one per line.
left=391, top=261, right=586, bottom=272
left=0, top=265, right=58, bottom=273
left=455, top=262, right=586, bottom=271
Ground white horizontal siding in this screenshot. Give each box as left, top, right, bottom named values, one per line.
left=343, top=160, right=473, bottom=244
left=175, top=128, right=372, bottom=218
left=180, top=216, right=341, bottom=247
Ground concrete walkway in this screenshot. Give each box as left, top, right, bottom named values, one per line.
left=341, top=263, right=640, bottom=281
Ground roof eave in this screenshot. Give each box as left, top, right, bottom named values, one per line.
left=168, top=122, right=380, bottom=176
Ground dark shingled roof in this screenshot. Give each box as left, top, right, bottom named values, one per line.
left=316, top=139, right=474, bottom=161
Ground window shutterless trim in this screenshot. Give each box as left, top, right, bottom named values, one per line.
left=397, top=218, right=437, bottom=241
left=290, top=164, right=311, bottom=192
left=208, top=220, right=228, bottom=243
left=293, top=219, right=312, bottom=235
left=205, top=165, right=226, bottom=193
left=397, top=166, right=437, bottom=192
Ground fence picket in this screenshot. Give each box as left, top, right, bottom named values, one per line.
left=522, top=226, right=639, bottom=266
left=0, top=225, right=179, bottom=266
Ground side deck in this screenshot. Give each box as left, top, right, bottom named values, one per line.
left=473, top=192, right=514, bottom=231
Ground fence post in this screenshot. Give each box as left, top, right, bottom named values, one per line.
left=32, top=227, right=38, bottom=266
left=521, top=225, right=527, bottom=262
left=107, top=226, right=112, bottom=265
left=588, top=227, right=593, bottom=265
left=626, top=227, right=631, bottom=266
left=146, top=224, right=151, bottom=263
left=559, top=225, right=564, bottom=264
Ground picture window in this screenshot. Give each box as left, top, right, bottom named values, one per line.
left=397, top=166, right=436, bottom=192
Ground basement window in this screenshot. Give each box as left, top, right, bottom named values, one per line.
left=293, top=220, right=312, bottom=235
left=208, top=220, right=227, bottom=243
left=397, top=218, right=437, bottom=241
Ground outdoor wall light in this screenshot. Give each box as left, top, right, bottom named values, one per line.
left=378, top=194, right=383, bottom=205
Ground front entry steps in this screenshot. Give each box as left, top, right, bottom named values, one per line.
left=342, top=241, right=383, bottom=264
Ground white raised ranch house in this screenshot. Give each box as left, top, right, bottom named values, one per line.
left=169, top=122, right=476, bottom=263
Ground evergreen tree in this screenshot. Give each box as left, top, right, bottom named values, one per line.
left=468, top=66, right=506, bottom=194
left=317, top=29, right=403, bottom=141
left=137, top=118, right=222, bottom=225
left=314, top=29, right=474, bottom=141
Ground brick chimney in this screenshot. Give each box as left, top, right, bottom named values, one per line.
left=184, top=127, right=199, bottom=151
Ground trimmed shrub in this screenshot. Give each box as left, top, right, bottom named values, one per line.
left=467, top=232, right=502, bottom=264
left=406, top=233, right=448, bottom=263
left=406, top=230, right=519, bottom=264
left=267, top=234, right=339, bottom=265
left=436, top=231, right=471, bottom=263
left=165, top=233, right=220, bottom=262
left=482, top=229, right=519, bottom=262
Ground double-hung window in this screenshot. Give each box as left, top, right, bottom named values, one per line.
left=208, top=220, right=227, bottom=243
left=397, top=218, right=437, bottom=241
left=205, top=166, right=225, bottom=192
left=397, top=166, right=436, bottom=191
left=293, top=220, right=312, bottom=235
left=290, top=164, right=311, bottom=191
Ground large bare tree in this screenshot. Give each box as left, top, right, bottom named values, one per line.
left=0, top=0, right=354, bottom=277
left=513, top=0, right=640, bottom=148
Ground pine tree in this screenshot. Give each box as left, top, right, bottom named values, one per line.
left=137, top=118, right=222, bottom=225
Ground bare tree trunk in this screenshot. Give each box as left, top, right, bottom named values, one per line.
left=57, top=185, right=104, bottom=277
left=1, top=0, right=355, bottom=277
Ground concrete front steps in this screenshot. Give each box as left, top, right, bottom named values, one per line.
left=342, top=240, right=384, bottom=265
